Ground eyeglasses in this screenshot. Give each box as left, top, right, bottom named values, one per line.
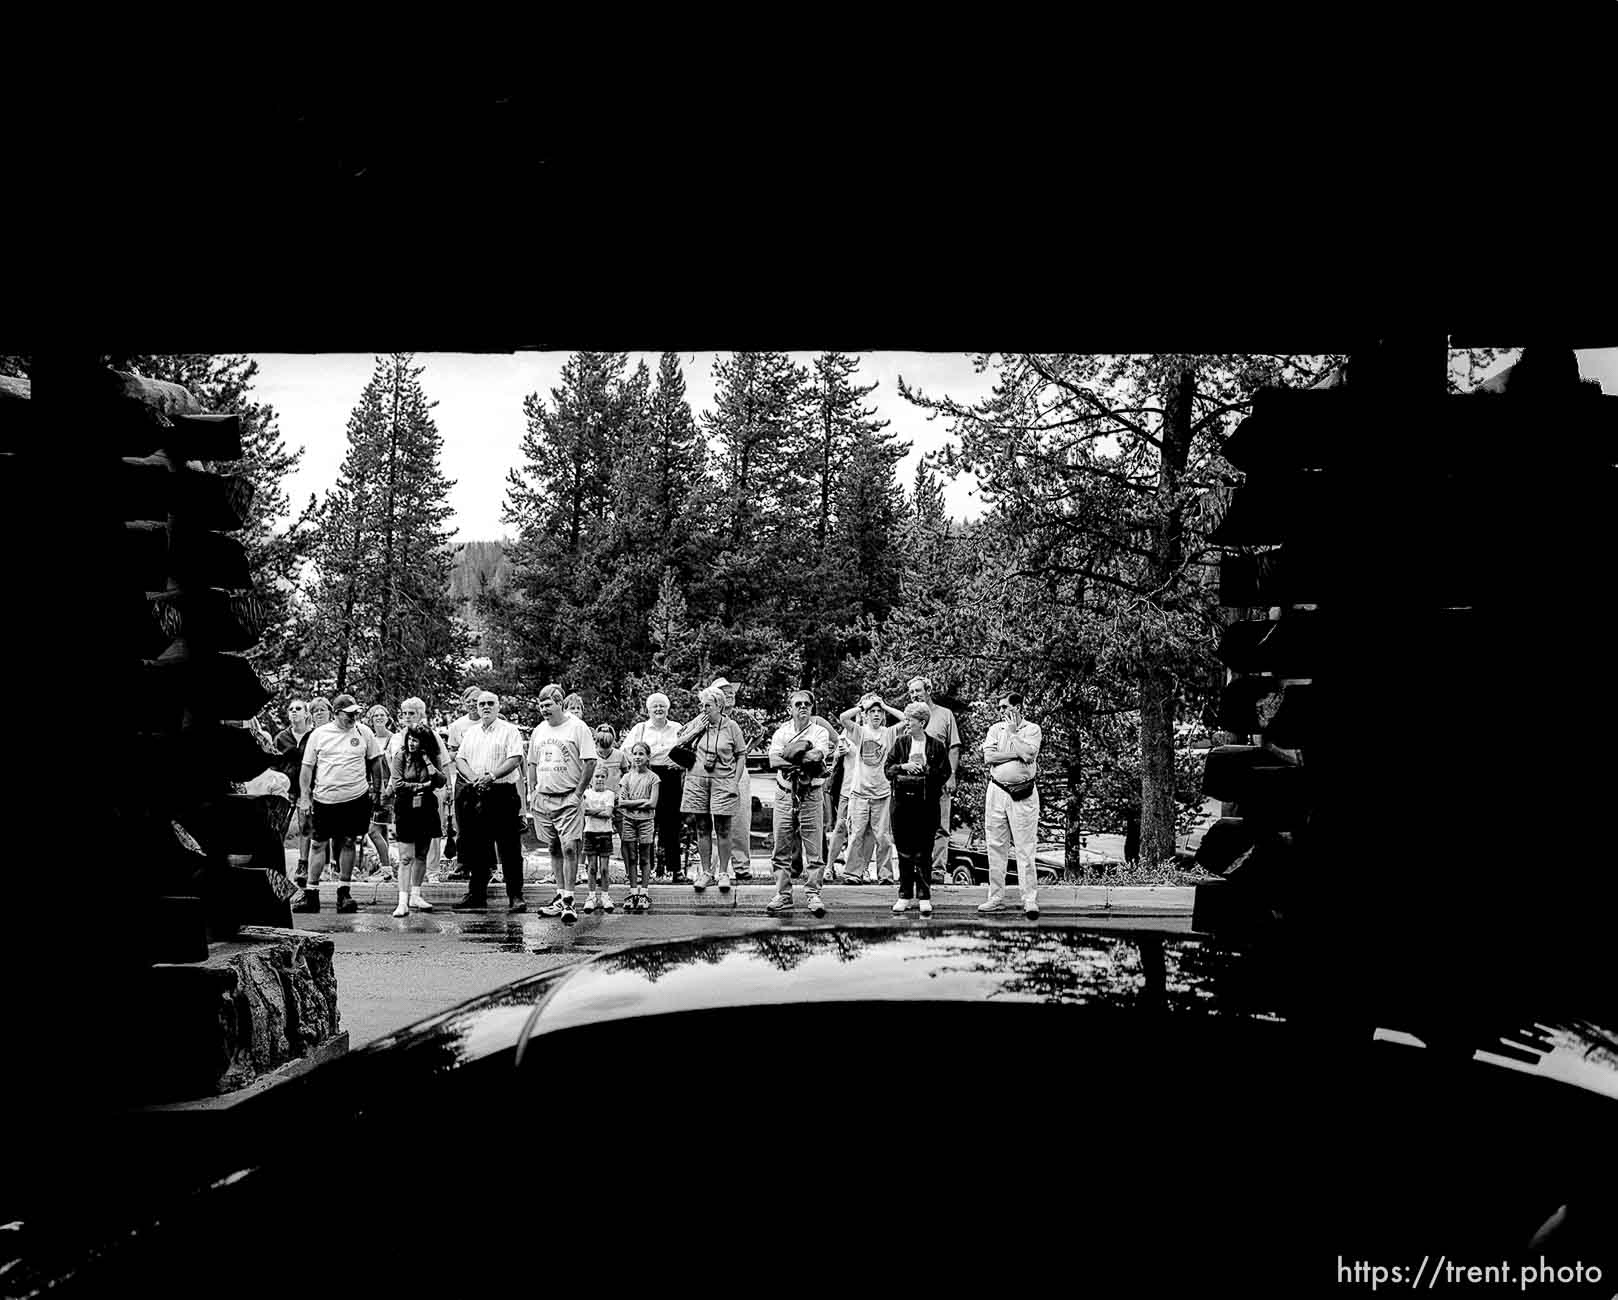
left=478, top=701, right=497, bottom=707
left=790, top=700, right=811, bottom=710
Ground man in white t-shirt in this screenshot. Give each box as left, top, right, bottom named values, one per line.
left=764, top=690, right=836, bottom=916
left=526, top=683, right=598, bottom=925
left=977, top=690, right=1044, bottom=918
left=451, top=690, right=527, bottom=913
left=294, top=692, right=384, bottom=914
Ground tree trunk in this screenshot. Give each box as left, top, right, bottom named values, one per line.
left=1137, top=364, right=1196, bottom=865
left=1138, top=660, right=1178, bottom=865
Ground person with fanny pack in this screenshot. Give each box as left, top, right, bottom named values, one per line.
left=977, top=691, right=1044, bottom=919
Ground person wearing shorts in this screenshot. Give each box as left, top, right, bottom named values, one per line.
left=526, top=684, right=597, bottom=924
left=617, top=741, right=660, bottom=911
left=295, top=693, right=383, bottom=914
left=625, top=693, right=687, bottom=883
left=673, top=686, right=747, bottom=892
left=580, top=768, right=617, bottom=913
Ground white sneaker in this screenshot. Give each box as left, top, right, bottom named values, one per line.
left=765, top=893, right=794, bottom=914
left=891, top=898, right=910, bottom=913
left=717, top=873, right=732, bottom=893
left=1023, top=896, right=1040, bottom=919
left=600, top=892, right=615, bottom=912
left=409, top=888, right=433, bottom=911
left=977, top=898, right=1007, bottom=913
left=392, top=897, right=410, bottom=918
left=918, top=900, right=934, bottom=916
left=808, top=893, right=826, bottom=918
left=582, top=892, right=599, bottom=913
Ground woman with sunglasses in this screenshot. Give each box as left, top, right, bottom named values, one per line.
left=672, top=686, right=748, bottom=892
left=625, top=693, right=689, bottom=884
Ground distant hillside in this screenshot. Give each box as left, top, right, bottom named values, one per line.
left=449, top=539, right=510, bottom=605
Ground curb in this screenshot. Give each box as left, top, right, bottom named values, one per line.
left=288, top=880, right=1194, bottom=915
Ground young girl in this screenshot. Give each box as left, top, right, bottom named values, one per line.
left=580, top=767, right=618, bottom=912
left=617, top=741, right=661, bottom=911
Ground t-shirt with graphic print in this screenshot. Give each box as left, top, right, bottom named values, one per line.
left=844, top=723, right=895, bottom=800
left=526, top=714, right=598, bottom=799
left=305, top=722, right=383, bottom=803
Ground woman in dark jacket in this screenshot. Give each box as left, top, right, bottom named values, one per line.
left=883, top=701, right=952, bottom=914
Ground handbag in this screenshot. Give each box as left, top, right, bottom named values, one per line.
left=667, top=741, right=698, bottom=771
left=993, top=775, right=1038, bottom=801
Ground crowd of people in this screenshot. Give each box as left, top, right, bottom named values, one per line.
left=263, top=673, right=1046, bottom=925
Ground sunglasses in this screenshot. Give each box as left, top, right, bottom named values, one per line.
left=478, top=701, right=498, bottom=707
left=790, top=700, right=811, bottom=709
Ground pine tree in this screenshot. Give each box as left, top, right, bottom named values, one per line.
left=494, top=351, right=630, bottom=692
left=699, top=351, right=813, bottom=629
left=303, top=354, right=464, bottom=708
left=899, top=352, right=1347, bottom=865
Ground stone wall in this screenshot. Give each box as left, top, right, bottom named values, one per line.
left=132, top=926, right=341, bottom=1104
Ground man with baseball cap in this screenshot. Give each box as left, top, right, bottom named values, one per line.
left=709, top=676, right=757, bottom=881
left=295, top=692, right=384, bottom=914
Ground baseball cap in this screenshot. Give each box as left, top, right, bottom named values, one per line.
left=332, top=693, right=361, bottom=715
left=709, top=676, right=738, bottom=692
left=859, top=692, right=884, bottom=710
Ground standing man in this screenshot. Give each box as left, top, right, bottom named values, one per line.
left=764, top=690, right=836, bottom=917
left=977, top=691, right=1044, bottom=919
left=294, top=693, right=384, bottom=914
left=272, top=698, right=314, bottom=888
left=909, top=676, right=963, bottom=887
left=709, top=676, right=756, bottom=881
left=441, top=686, right=481, bottom=879
left=527, top=683, right=597, bottom=925
left=451, top=690, right=528, bottom=913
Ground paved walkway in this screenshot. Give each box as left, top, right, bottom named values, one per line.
left=287, top=873, right=1193, bottom=916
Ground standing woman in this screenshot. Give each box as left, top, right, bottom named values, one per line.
left=674, top=686, right=748, bottom=893
left=883, top=701, right=952, bottom=916
left=387, top=699, right=450, bottom=917
left=625, top=692, right=688, bottom=884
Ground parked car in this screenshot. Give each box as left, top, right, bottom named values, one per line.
left=945, top=838, right=1063, bottom=887
left=11, top=923, right=1616, bottom=1296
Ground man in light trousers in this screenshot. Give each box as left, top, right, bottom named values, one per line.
left=764, top=690, right=835, bottom=916
left=977, top=691, right=1044, bottom=918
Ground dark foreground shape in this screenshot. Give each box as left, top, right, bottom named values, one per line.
left=7, top=923, right=1617, bottom=1297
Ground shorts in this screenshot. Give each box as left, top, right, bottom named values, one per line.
left=680, top=772, right=740, bottom=818
left=311, top=793, right=372, bottom=842
left=621, top=814, right=656, bottom=846
left=530, top=790, right=583, bottom=850
left=369, top=798, right=393, bottom=827
left=582, top=830, right=614, bottom=857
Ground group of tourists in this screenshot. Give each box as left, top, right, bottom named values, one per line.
left=270, top=672, right=1047, bottom=926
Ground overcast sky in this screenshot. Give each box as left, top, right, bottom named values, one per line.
left=248, top=349, right=1618, bottom=544
left=247, top=351, right=999, bottom=543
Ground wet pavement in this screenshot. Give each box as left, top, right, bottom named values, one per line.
left=296, top=887, right=1194, bottom=1049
